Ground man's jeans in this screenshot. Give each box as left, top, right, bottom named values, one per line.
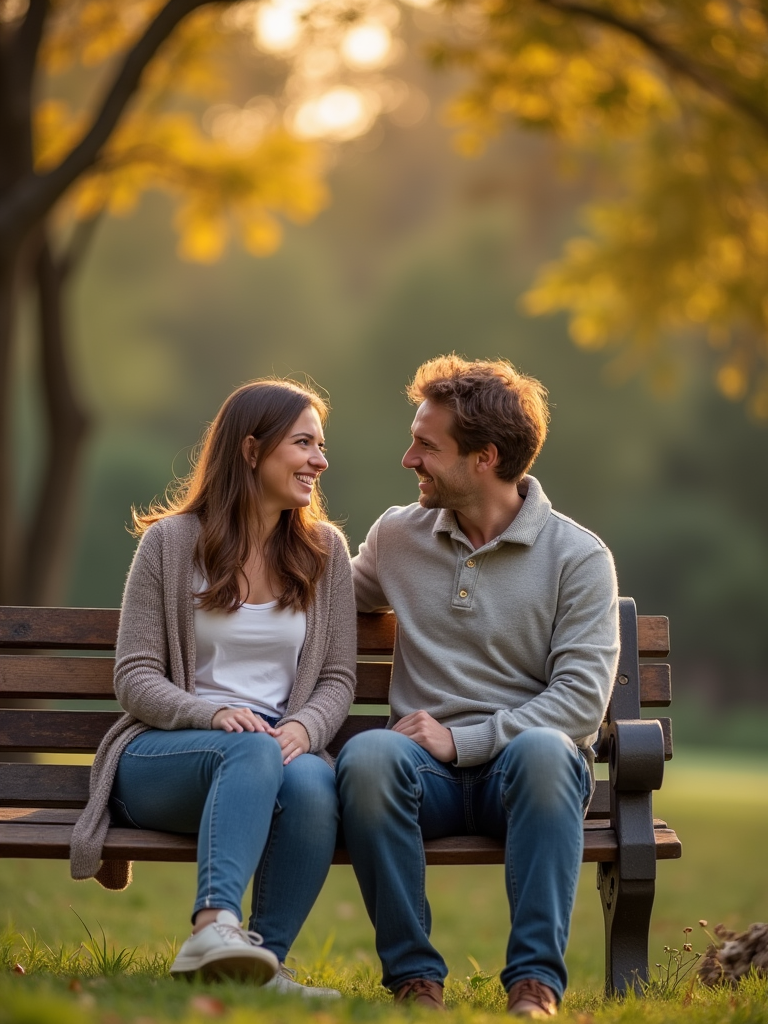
left=336, top=726, right=592, bottom=999
left=110, top=727, right=338, bottom=962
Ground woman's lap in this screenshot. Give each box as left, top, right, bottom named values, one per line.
left=111, top=728, right=336, bottom=832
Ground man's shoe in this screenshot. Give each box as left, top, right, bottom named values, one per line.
left=394, top=978, right=446, bottom=1010
left=170, top=910, right=279, bottom=983
left=262, top=964, right=341, bottom=999
left=506, top=979, right=558, bottom=1018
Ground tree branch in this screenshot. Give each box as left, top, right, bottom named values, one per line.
left=0, top=0, right=229, bottom=247
left=537, top=0, right=768, bottom=139
left=16, top=0, right=49, bottom=96
left=60, top=211, right=104, bottom=279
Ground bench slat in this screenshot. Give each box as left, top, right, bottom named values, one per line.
left=0, top=608, right=120, bottom=650
left=327, top=715, right=390, bottom=757
left=0, top=769, right=613, bottom=820
left=356, top=613, right=670, bottom=659
left=351, top=662, right=392, bottom=704
left=1, top=608, right=670, bottom=658
left=0, top=658, right=670, bottom=707
left=0, top=813, right=682, bottom=863
left=0, top=656, right=116, bottom=698
left=0, top=710, right=121, bottom=753
left=0, top=763, right=91, bottom=807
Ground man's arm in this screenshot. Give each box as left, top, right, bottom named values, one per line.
left=352, top=515, right=392, bottom=612
left=450, top=544, right=620, bottom=767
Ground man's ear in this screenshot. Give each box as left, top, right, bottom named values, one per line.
left=475, top=443, right=500, bottom=474
left=241, top=435, right=259, bottom=469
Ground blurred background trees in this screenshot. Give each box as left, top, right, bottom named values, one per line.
left=436, top=1, right=768, bottom=416
left=3, top=0, right=768, bottom=744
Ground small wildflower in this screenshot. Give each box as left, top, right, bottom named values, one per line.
left=684, top=944, right=693, bottom=952
left=683, top=927, right=692, bottom=934
left=699, top=920, right=708, bottom=927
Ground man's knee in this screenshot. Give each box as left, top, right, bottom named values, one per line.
left=337, top=729, right=417, bottom=820
left=499, top=728, right=583, bottom=807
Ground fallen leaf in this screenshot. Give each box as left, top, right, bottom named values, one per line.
left=188, top=995, right=227, bottom=1017
left=12, top=963, right=25, bottom=974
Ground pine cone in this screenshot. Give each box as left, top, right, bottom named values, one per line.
left=697, top=922, right=768, bottom=986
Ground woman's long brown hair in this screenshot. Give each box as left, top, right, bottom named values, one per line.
left=132, top=380, right=331, bottom=612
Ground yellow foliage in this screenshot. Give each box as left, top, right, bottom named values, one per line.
left=34, top=100, right=84, bottom=171
left=717, top=365, right=748, bottom=401
left=175, top=203, right=229, bottom=263
left=241, top=213, right=283, bottom=257
left=32, top=2, right=330, bottom=267
left=740, top=7, right=768, bottom=37
left=438, top=0, right=768, bottom=407
left=452, top=131, right=487, bottom=158
left=704, top=2, right=732, bottom=28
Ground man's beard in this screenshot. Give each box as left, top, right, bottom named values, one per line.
left=419, top=468, right=473, bottom=510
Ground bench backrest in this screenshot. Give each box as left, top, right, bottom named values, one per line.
left=0, top=602, right=670, bottom=818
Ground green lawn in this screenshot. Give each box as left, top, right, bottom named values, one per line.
left=1, top=747, right=767, bottom=1019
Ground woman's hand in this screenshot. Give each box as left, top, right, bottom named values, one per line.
left=212, top=707, right=279, bottom=734
left=273, top=721, right=310, bottom=765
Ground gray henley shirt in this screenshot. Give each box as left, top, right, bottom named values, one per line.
left=352, top=475, right=620, bottom=767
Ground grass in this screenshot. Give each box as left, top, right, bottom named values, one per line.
left=1, top=747, right=767, bottom=1021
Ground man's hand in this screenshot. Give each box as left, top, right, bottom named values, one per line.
left=273, top=721, right=311, bottom=765
left=212, top=707, right=278, bottom=734
left=393, top=710, right=457, bottom=762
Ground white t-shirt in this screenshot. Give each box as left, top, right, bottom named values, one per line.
left=193, top=571, right=307, bottom=719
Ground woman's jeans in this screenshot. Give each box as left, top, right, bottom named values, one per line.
left=111, top=727, right=338, bottom=962
left=336, top=726, right=592, bottom=999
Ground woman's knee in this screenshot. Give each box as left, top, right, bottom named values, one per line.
left=279, top=755, right=338, bottom=826
left=223, top=730, right=283, bottom=784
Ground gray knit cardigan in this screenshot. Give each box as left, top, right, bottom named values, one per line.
left=69, top=513, right=357, bottom=889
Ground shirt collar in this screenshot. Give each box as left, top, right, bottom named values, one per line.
left=431, top=475, right=552, bottom=550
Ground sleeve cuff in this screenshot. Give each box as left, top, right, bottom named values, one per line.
left=450, top=720, right=499, bottom=767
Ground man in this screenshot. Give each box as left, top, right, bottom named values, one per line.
left=336, top=356, right=619, bottom=1017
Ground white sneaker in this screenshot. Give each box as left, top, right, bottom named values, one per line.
left=263, top=963, right=341, bottom=999
left=170, top=910, right=279, bottom=984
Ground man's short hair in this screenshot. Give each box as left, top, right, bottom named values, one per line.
left=407, top=355, right=550, bottom=483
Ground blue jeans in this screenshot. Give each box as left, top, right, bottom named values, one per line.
left=336, top=727, right=592, bottom=999
left=110, top=727, right=338, bottom=962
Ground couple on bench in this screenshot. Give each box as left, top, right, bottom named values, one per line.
left=70, top=355, right=618, bottom=1019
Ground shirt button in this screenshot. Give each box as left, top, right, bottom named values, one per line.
left=466, top=559, right=476, bottom=568
left=459, top=589, right=468, bottom=598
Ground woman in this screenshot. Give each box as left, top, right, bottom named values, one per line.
left=70, top=380, right=356, bottom=994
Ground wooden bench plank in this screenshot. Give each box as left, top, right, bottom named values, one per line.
left=0, top=608, right=120, bottom=650
left=0, top=770, right=614, bottom=820
left=0, top=658, right=670, bottom=708
left=0, top=608, right=670, bottom=658
left=0, top=764, right=91, bottom=807
left=0, top=710, right=121, bottom=753
left=0, top=814, right=681, bottom=864
left=0, top=657, right=116, bottom=698
left=637, top=616, right=669, bottom=658
left=639, top=664, right=671, bottom=707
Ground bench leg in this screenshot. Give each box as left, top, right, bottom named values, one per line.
left=598, top=860, right=654, bottom=996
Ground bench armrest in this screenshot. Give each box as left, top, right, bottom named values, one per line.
left=607, top=719, right=665, bottom=793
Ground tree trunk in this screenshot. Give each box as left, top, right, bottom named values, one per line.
left=20, top=232, right=90, bottom=605
left=0, top=255, right=22, bottom=604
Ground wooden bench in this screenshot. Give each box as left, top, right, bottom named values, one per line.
left=0, top=597, right=680, bottom=994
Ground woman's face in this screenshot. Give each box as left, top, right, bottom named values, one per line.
left=255, top=405, right=328, bottom=515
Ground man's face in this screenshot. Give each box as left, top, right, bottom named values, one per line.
left=402, top=400, right=474, bottom=510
